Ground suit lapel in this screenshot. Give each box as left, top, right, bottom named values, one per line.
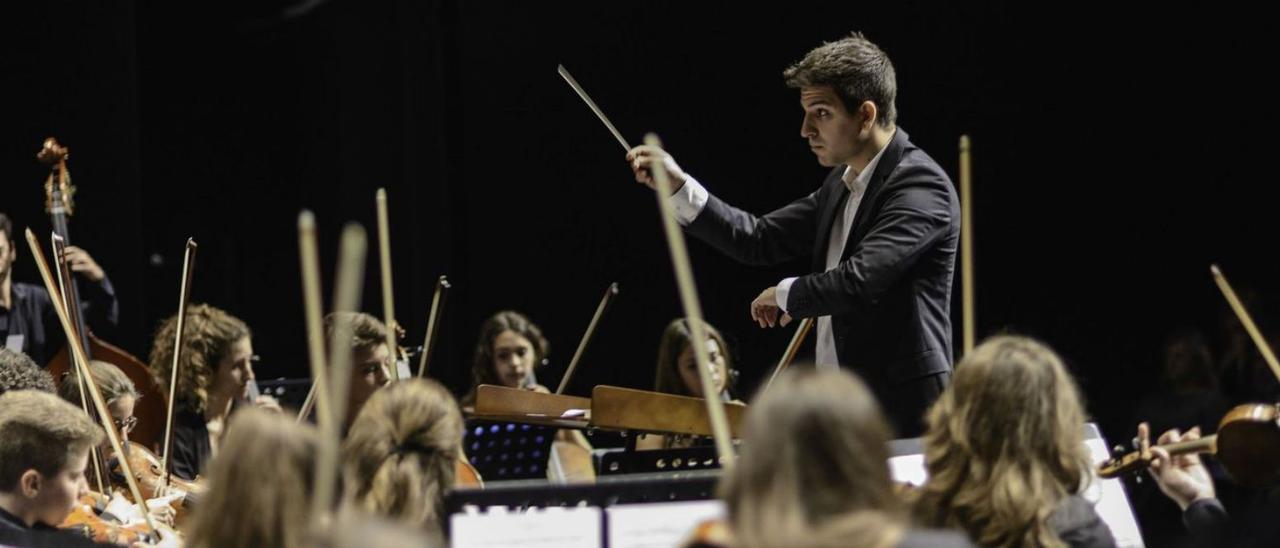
left=842, top=128, right=911, bottom=257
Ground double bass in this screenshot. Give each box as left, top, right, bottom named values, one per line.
left=38, top=138, right=171, bottom=455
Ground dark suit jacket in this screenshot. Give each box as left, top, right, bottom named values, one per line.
left=1, top=278, right=119, bottom=366
left=684, top=128, right=959, bottom=434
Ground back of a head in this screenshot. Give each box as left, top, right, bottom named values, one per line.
left=0, top=390, right=102, bottom=493
left=308, top=513, right=445, bottom=548
left=58, top=360, right=139, bottom=406
left=721, top=367, right=903, bottom=548
left=185, top=407, right=318, bottom=548
left=917, top=335, right=1091, bottom=548
left=0, top=348, right=55, bottom=396
left=342, top=378, right=462, bottom=536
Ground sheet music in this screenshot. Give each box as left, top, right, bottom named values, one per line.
left=607, top=499, right=725, bottom=548
left=1084, top=438, right=1144, bottom=547
left=888, top=453, right=927, bottom=487
left=451, top=506, right=602, bottom=548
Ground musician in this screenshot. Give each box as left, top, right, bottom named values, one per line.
left=720, top=367, right=972, bottom=548
left=461, top=310, right=593, bottom=474
left=183, top=407, right=317, bottom=548
left=147, top=304, right=275, bottom=480
left=0, top=391, right=102, bottom=542
left=911, top=336, right=1116, bottom=547
left=1134, top=423, right=1226, bottom=540
left=1135, top=420, right=1280, bottom=547
left=0, top=347, right=56, bottom=396
left=637, top=318, right=740, bottom=450
left=322, top=311, right=392, bottom=432
left=461, top=310, right=553, bottom=406
left=343, top=378, right=462, bottom=541
left=626, top=33, right=958, bottom=436
left=0, top=213, right=119, bottom=366
left=58, top=360, right=141, bottom=460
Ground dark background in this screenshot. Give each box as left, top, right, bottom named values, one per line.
left=4, top=0, right=1278, bottom=462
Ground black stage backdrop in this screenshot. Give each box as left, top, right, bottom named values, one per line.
left=4, top=1, right=1278, bottom=456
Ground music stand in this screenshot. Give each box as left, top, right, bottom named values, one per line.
left=464, top=419, right=558, bottom=481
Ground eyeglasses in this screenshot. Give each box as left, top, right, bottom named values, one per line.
left=112, top=416, right=138, bottom=432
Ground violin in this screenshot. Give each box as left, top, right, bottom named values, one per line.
left=681, top=518, right=732, bottom=548
left=109, top=441, right=205, bottom=523
left=455, top=458, right=484, bottom=488
left=60, top=492, right=155, bottom=545
left=1099, top=402, right=1280, bottom=487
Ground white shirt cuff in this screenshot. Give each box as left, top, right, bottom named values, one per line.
left=776, top=277, right=799, bottom=312
left=669, top=176, right=709, bottom=226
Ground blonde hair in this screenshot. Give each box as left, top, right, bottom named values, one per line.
left=184, top=408, right=318, bottom=548
left=720, top=367, right=905, bottom=548
left=342, top=378, right=462, bottom=537
left=913, top=335, right=1092, bottom=548
left=59, top=360, right=139, bottom=406
left=147, top=303, right=251, bottom=414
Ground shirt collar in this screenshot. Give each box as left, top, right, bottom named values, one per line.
left=841, top=129, right=895, bottom=195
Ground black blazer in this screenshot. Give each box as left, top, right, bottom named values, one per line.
left=685, top=128, right=959, bottom=428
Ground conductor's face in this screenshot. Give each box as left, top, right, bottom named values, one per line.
left=799, top=86, right=869, bottom=168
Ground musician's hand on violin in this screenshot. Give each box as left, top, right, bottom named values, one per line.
left=131, top=523, right=183, bottom=548
left=750, top=286, right=792, bottom=328
left=64, top=246, right=106, bottom=282
left=145, top=492, right=182, bottom=528
left=1140, top=422, right=1216, bottom=510
left=147, top=503, right=175, bottom=528
left=626, top=145, right=688, bottom=193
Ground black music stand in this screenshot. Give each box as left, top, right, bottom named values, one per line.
left=464, top=419, right=558, bottom=481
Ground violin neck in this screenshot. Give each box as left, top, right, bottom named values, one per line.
left=1160, top=434, right=1217, bottom=457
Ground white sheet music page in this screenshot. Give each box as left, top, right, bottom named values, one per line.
left=451, top=506, right=602, bottom=548
left=607, top=499, right=725, bottom=548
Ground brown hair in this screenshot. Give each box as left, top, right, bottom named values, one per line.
left=720, top=367, right=905, bottom=548
left=0, top=347, right=55, bottom=395
left=342, top=378, right=462, bottom=538
left=184, top=408, right=318, bottom=548
left=465, top=310, right=549, bottom=400
left=653, top=318, right=733, bottom=397
left=147, top=303, right=251, bottom=414
left=0, top=390, right=103, bottom=491
left=325, top=311, right=390, bottom=352
left=913, top=335, right=1093, bottom=548
left=783, top=32, right=898, bottom=128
